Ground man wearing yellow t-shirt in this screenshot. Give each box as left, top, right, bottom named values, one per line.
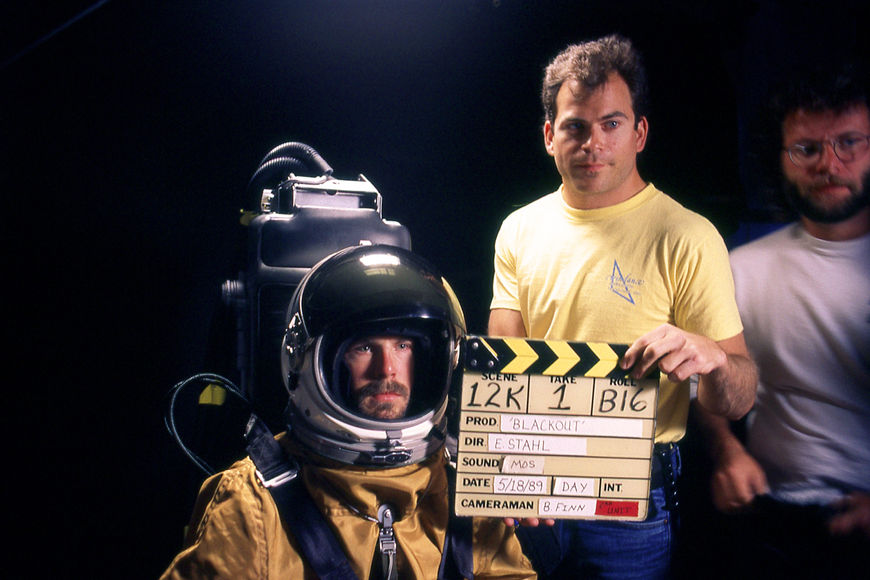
left=489, top=34, right=757, bottom=579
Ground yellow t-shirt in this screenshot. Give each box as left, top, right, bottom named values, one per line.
left=491, top=183, right=742, bottom=442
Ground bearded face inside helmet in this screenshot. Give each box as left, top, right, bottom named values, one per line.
left=342, top=334, right=415, bottom=420
left=282, top=244, right=466, bottom=467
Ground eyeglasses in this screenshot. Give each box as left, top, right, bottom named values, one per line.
left=783, top=132, right=870, bottom=167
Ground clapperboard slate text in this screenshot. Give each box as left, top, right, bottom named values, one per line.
left=455, top=336, right=659, bottom=521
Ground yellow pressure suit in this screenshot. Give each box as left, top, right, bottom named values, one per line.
left=161, top=433, right=536, bottom=579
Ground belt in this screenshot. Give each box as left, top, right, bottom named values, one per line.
left=650, top=443, right=680, bottom=510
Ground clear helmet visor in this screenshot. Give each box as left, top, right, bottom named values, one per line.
left=321, top=320, right=451, bottom=424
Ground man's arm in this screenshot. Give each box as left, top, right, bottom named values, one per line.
left=694, top=402, right=769, bottom=512
left=621, top=325, right=757, bottom=420
left=488, top=308, right=526, bottom=337
left=698, top=404, right=870, bottom=536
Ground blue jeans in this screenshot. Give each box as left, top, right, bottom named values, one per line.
left=553, top=486, right=674, bottom=579
left=517, top=447, right=680, bottom=579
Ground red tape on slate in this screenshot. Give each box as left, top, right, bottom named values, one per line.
left=595, top=500, right=639, bottom=518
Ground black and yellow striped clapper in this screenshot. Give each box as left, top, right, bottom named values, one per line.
left=464, top=335, right=630, bottom=378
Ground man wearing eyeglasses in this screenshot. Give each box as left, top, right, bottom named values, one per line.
left=698, top=62, right=870, bottom=576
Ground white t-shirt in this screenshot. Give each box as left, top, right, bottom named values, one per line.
left=730, top=223, right=870, bottom=503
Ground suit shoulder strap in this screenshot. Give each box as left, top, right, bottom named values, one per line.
left=245, top=415, right=359, bottom=580
left=440, top=461, right=474, bottom=579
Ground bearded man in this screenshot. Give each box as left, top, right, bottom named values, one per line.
left=699, top=62, right=870, bottom=578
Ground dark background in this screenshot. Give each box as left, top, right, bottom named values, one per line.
left=3, top=1, right=865, bottom=577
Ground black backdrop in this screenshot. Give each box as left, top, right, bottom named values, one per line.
left=3, top=1, right=865, bottom=577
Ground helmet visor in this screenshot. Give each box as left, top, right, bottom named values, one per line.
left=324, top=319, right=449, bottom=422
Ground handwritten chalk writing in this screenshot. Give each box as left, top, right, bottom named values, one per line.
left=597, top=387, right=648, bottom=414
left=501, top=414, right=644, bottom=438
left=595, top=500, right=639, bottom=517
left=549, top=382, right=572, bottom=410
left=466, top=381, right=526, bottom=411
left=494, top=475, right=547, bottom=495
left=502, top=456, right=544, bottom=474
left=539, top=498, right=597, bottom=516
left=489, top=433, right=586, bottom=455
left=553, top=477, right=595, bottom=496
left=505, top=415, right=587, bottom=434
left=527, top=375, right=595, bottom=415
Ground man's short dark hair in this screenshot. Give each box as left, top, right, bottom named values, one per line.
left=750, top=61, right=869, bottom=213
left=541, top=34, right=649, bottom=125
left=771, top=62, right=868, bottom=123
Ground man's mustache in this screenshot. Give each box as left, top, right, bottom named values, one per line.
left=812, top=175, right=851, bottom=188
left=356, top=380, right=409, bottom=399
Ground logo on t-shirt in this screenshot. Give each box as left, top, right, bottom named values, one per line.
left=610, top=260, right=643, bottom=304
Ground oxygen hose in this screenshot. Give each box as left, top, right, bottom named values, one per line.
left=246, top=156, right=311, bottom=191
left=256, top=141, right=333, bottom=176
left=245, top=142, right=335, bottom=206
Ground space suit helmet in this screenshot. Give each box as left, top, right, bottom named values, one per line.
left=281, top=244, right=465, bottom=467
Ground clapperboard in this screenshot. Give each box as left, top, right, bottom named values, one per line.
left=454, top=336, right=658, bottom=521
